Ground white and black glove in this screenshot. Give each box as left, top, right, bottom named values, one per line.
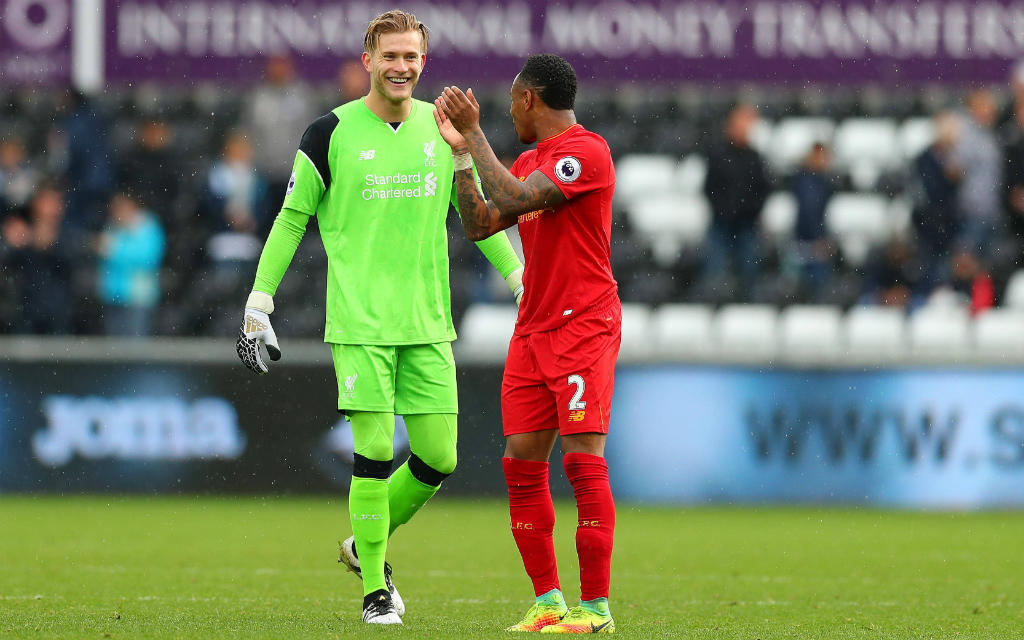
left=506, top=267, right=524, bottom=306
left=236, top=291, right=281, bottom=374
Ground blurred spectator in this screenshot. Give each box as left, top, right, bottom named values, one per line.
left=911, top=112, right=962, bottom=288
left=951, top=89, right=1003, bottom=253
left=701, top=104, right=771, bottom=296
left=198, top=130, right=268, bottom=270
left=0, top=137, right=39, bottom=214
left=338, top=59, right=369, bottom=102
left=96, top=192, right=165, bottom=336
left=242, top=54, right=317, bottom=217
left=863, top=238, right=923, bottom=309
left=54, top=89, right=114, bottom=231
left=1, top=183, right=75, bottom=333
left=117, top=118, right=180, bottom=222
left=949, top=249, right=995, bottom=315
left=787, top=142, right=836, bottom=301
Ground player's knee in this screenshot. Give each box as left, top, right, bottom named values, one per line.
left=352, top=453, right=393, bottom=479
left=408, top=451, right=456, bottom=486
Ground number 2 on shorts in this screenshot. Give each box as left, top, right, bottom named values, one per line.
left=567, top=374, right=587, bottom=410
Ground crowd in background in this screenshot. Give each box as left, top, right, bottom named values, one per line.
left=5, top=55, right=1024, bottom=338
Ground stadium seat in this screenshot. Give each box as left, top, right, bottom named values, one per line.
left=973, top=309, right=1024, bottom=355
left=715, top=304, right=779, bottom=359
left=628, top=193, right=712, bottom=264
left=619, top=303, right=653, bottom=362
left=650, top=303, right=714, bottom=359
left=908, top=306, right=970, bottom=355
left=614, top=154, right=677, bottom=205
left=779, top=305, right=843, bottom=358
left=833, top=118, right=899, bottom=189
left=845, top=306, right=907, bottom=357
left=760, top=191, right=798, bottom=240
left=675, top=154, right=707, bottom=195
left=455, top=304, right=518, bottom=362
left=825, top=193, right=891, bottom=265
left=898, top=117, right=936, bottom=162
left=1003, top=270, right=1024, bottom=309
left=767, top=117, right=836, bottom=170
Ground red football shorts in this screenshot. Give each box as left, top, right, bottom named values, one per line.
left=501, top=294, right=621, bottom=436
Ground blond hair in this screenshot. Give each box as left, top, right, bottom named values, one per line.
left=364, top=9, right=429, bottom=55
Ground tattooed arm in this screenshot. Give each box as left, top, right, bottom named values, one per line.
left=435, top=87, right=567, bottom=238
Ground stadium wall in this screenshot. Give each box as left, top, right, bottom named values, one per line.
left=2, top=337, right=1024, bottom=508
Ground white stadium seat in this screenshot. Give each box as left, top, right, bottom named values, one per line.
left=628, top=193, right=712, bottom=264
left=973, top=309, right=1024, bottom=355
left=835, top=116, right=901, bottom=168
left=614, top=154, right=677, bottom=205
left=675, top=154, right=707, bottom=195
left=898, top=117, right=936, bottom=161
left=1003, top=270, right=1024, bottom=309
left=825, top=193, right=892, bottom=265
left=760, top=191, right=798, bottom=240
left=619, top=303, right=653, bottom=362
left=908, top=306, right=970, bottom=355
left=844, top=306, right=907, bottom=357
left=767, top=117, right=836, bottom=170
left=715, top=304, right=779, bottom=358
left=651, top=304, right=714, bottom=358
left=779, top=305, right=843, bottom=357
left=456, top=304, right=518, bottom=362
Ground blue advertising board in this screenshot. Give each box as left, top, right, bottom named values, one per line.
left=607, top=367, right=1024, bottom=508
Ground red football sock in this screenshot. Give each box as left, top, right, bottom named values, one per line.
left=563, top=452, right=615, bottom=601
left=503, top=457, right=560, bottom=596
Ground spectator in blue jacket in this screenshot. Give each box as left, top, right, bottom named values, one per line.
left=97, top=191, right=165, bottom=336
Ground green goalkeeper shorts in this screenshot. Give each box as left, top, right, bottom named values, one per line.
left=330, top=342, right=458, bottom=415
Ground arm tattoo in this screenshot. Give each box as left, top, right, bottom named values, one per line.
left=454, top=168, right=496, bottom=241
left=463, top=128, right=567, bottom=217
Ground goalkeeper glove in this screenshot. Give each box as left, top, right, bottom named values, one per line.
left=506, top=267, right=524, bottom=306
left=236, top=290, right=281, bottom=374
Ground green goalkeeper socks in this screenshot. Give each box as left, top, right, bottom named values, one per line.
left=349, top=476, right=390, bottom=596
left=387, top=460, right=441, bottom=536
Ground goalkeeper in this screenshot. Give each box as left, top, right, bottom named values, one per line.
left=234, top=9, right=524, bottom=626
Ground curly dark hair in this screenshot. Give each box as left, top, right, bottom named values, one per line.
left=517, top=54, right=577, bottom=111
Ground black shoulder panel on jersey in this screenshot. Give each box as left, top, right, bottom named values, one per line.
left=298, top=112, right=339, bottom=192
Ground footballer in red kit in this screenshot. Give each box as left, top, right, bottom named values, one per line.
left=435, top=54, right=620, bottom=634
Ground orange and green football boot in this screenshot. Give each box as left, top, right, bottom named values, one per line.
left=539, top=605, right=615, bottom=634
left=506, top=591, right=568, bottom=632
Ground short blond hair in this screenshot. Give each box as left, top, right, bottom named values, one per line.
left=364, top=9, right=429, bottom=55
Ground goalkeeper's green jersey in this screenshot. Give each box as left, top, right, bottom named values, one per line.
left=280, top=98, right=473, bottom=346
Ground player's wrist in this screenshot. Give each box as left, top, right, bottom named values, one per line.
left=453, top=152, right=473, bottom=172
left=451, top=146, right=469, bottom=156
left=246, top=290, right=274, bottom=314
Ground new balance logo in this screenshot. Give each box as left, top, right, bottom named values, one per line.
left=569, top=410, right=586, bottom=422
left=424, top=171, right=437, bottom=196
left=359, top=150, right=376, bottom=160
left=245, top=317, right=267, bottom=333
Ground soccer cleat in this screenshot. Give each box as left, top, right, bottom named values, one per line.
left=338, top=537, right=405, bottom=616
left=539, top=606, right=615, bottom=634
left=505, top=601, right=569, bottom=632
left=362, top=589, right=402, bottom=625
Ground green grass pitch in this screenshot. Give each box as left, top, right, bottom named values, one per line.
left=1, top=496, right=1022, bottom=639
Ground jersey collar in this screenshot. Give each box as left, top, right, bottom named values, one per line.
left=537, top=124, right=582, bottom=150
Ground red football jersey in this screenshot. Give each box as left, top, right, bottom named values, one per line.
left=510, top=124, right=617, bottom=335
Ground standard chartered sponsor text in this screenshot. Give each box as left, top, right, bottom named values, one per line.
left=363, top=171, right=435, bottom=200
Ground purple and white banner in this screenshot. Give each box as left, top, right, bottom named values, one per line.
left=102, top=1, right=1024, bottom=85
left=0, top=0, right=72, bottom=84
